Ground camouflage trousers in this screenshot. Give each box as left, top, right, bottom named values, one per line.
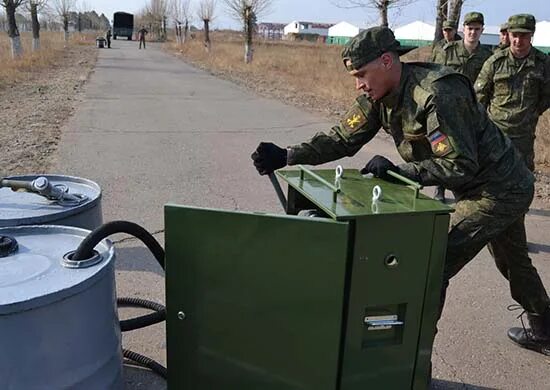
left=440, top=181, right=550, bottom=316
left=511, top=137, right=535, bottom=172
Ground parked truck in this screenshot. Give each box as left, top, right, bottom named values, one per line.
left=113, top=12, right=134, bottom=40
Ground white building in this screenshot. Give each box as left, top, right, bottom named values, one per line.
left=283, top=21, right=333, bottom=37
left=394, top=21, right=435, bottom=47
left=533, top=20, right=550, bottom=51
left=327, top=21, right=363, bottom=45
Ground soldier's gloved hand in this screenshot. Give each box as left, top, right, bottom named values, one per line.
left=251, top=142, right=288, bottom=176
left=361, top=155, right=399, bottom=182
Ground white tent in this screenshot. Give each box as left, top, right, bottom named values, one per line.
left=328, top=21, right=361, bottom=38
left=533, top=21, right=550, bottom=47
left=394, top=21, right=435, bottom=41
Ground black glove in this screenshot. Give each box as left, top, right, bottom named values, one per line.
left=360, top=155, right=399, bottom=182
left=251, top=142, right=288, bottom=175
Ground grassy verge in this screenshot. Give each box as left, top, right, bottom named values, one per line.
left=0, top=31, right=96, bottom=89
left=166, top=32, right=550, bottom=171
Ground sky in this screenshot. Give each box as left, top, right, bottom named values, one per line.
left=87, top=0, right=550, bottom=30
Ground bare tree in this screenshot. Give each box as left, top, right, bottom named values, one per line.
left=143, top=0, right=169, bottom=40
left=1, top=0, right=25, bottom=58
left=26, top=0, right=48, bottom=51
left=172, top=0, right=191, bottom=45
left=332, top=0, right=417, bottom=27
left=197, top=0, right=215, bottom=52
left=434, top=0, right=465, bottom=42
left=223, top=0, right=272, bottom=63
left=51, top=0, right=75, bottom=41
left=448, top=0, right=464, bottom=25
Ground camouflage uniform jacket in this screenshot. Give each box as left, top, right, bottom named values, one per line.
left=430, top=39, right=448, bottom=63
left=287, top=63, right=533, bottom=198
left=475, top=46, right=550, bottom=140
left=492, top=43, right=509, bottom=54
left=432, top=40, right=492, bottom=82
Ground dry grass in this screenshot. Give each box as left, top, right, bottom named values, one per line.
left=0, top=31, right=96, bottom=89
left=167, top=32, right=357, bottom=114
left=167, top=33, right=549, bottom=170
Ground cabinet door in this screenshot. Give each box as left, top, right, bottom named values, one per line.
left=165, top=205, right=350, bottom=390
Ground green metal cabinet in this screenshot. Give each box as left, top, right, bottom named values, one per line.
left=165, top=167, right=452, bottom=390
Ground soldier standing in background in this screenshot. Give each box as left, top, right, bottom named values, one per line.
left=476, top=14, right=550, bottom=173
left=138, top=26, right=148, bottom=50
left=430, top=12, right=492, bottom=202
left=494, top=23, right=510, bottom=53
left=431, top=20, right=460, bottom=63
left=106, top=28, right=112, bottom=49
left=252, top=28, right=550, bottom=362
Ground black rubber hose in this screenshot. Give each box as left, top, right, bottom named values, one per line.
left=123, top=349, right=167, bottom=379
left=118, top=297, right=166, bottom=332
left=72, top=220, right=165, bottom=269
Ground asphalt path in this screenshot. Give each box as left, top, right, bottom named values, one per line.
left=55, top=39, right=550, bottom=389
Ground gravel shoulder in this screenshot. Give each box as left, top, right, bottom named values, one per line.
left=0, top=45, right=97, bottom=177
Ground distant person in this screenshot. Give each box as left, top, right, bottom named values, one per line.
left=430, top=20, right=461, bottom=63
left=138, top=26, right=148, bottom=49
left=493, top=23, right=510, bottom=53
left=106, top=28, right=112, bottom=49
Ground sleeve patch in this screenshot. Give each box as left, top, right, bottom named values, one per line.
left=341, top=105, right=367, bottom=135
left=429, top=130, right=453, bottom=157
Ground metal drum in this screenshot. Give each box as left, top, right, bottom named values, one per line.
left=0, top=174, right=102, bottom=229
left=0, top=225, right=122, bottom=390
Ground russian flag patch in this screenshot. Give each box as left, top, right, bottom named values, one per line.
left=429, top=130, right=453, bottom=157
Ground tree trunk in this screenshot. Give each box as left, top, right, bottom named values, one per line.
left=5, top=2, right=23, bottom=58
left=448, top=0, right=464, bottom=26
left=30, top=3, right=41, bottom=51
left=63, top=15, right=69, bottom=42
left=203, top=19, right=210, bottom=52
left=434, top=0, right=448, bottom=42
left=243, top=7, right=254, bottom=63
left=378, top=0, right=389, bottom=27
left=183, top=20, right=188, bottom=44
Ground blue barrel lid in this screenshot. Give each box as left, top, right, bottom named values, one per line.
left=0, top=174, right=102, bottom=227
left=0, top=225, right=114, bottom=315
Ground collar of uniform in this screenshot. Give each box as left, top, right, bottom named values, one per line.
left=380, top=62, right=409, bottom=109
left=458, top=39, right=482, bottom=55
left=507, top=46, right=537, bottom=67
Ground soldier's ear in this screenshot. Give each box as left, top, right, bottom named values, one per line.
left=380, top=53, right=394, bottom=70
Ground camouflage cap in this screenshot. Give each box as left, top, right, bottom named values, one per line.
left=508, top=14, right=536, bottom=33
left=442, top=20, right=457, bottom=30
left=341, top=26, right=401, bottom=73
left=463, top=12, right=484, bottom=25
left=499, top=22, right=509, bottom=32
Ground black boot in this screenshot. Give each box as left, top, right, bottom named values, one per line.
left=433, top=186, right=445, bottom=202
left=508, top=309, right=550, bottom=355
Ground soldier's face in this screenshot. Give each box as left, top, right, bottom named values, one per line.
left=443, top=28, right=455, bottom=42
left=463, top=23, right=483, bottom=45
left=352, top=54, right=395, bottom=101
left=509, top=32, right=533, bottom=58
left=499, top=31, right=510, bottom=46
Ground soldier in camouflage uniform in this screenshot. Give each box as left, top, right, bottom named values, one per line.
left=431, top=12, right=493, bottom=201
left=493, top=23, right=510, bottom=54
left=430, top=20, right=460, bottom=63
left=252, top=26, right=550, bottom=357
left=476, top=14, right=550, bottom=172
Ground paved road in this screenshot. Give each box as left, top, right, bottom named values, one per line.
left=55, top=40, right=550, bottom=389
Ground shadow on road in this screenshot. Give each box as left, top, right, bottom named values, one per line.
left=528, top=208, right=550, bottom=217
left=529, top=241, right=550, bottom=254
left=432, top=379, right=498, bottom=389
left=115, top=245, right=165, bottom=276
